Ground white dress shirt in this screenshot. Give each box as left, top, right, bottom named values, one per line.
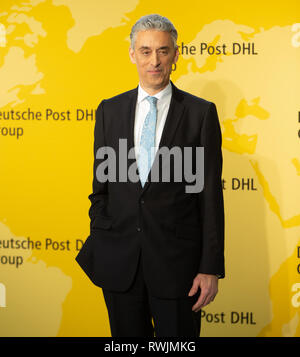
left=134, top=81, right=172, bottom=162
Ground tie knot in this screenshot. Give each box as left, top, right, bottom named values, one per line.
left=146, top=96, right=158, bottom=107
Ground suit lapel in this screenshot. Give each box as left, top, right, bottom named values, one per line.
left=125, top=84, right=142, bottom=194
left=126, top=80, right=185, bottom=194
left=155, top=81, right=185, bottom=154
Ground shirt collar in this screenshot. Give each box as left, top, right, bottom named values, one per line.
left=137, top=81, right=172, bottom=104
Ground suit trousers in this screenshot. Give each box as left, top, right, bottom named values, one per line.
left=102, top=250, right=202, bottom=337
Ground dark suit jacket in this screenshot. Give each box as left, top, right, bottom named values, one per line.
left=75, top=80, right=225, bottom=299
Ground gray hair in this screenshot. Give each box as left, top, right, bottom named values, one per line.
left=130, top=14, right=178, bottom=50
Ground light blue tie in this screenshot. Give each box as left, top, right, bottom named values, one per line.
left=138, top=96, right=158, bottom=187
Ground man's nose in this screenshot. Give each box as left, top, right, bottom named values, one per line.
left=150, top=52, right=160, bottom=67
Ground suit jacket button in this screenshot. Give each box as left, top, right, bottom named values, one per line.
left=136, top=227, right=141, bottom=232
left=141, top=199, right=145, bottom=204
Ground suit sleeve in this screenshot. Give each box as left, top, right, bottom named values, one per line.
left=198, top=102, right=225, bottom=278
left=88, top=99, right=109, bottom=232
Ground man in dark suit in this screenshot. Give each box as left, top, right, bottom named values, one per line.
left=76, top=14, right=225, bottom=337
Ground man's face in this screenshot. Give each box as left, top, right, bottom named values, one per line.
left=129, top=30, right=179, bottom=93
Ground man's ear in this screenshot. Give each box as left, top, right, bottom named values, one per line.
left=129, top=47, right=136, bottom=64
left=173, top=46, right=179, bottom=64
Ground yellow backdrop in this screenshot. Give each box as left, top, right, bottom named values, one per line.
left=0, top=0, right=299, bottom=337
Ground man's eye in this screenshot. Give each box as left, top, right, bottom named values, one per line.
left=143, top=52, right=150, bottom=55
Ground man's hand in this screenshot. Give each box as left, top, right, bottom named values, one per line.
left=188, top=273, right=218, bottom=312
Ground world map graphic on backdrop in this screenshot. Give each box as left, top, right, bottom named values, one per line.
left=0, top=0, right=299, bottom=337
